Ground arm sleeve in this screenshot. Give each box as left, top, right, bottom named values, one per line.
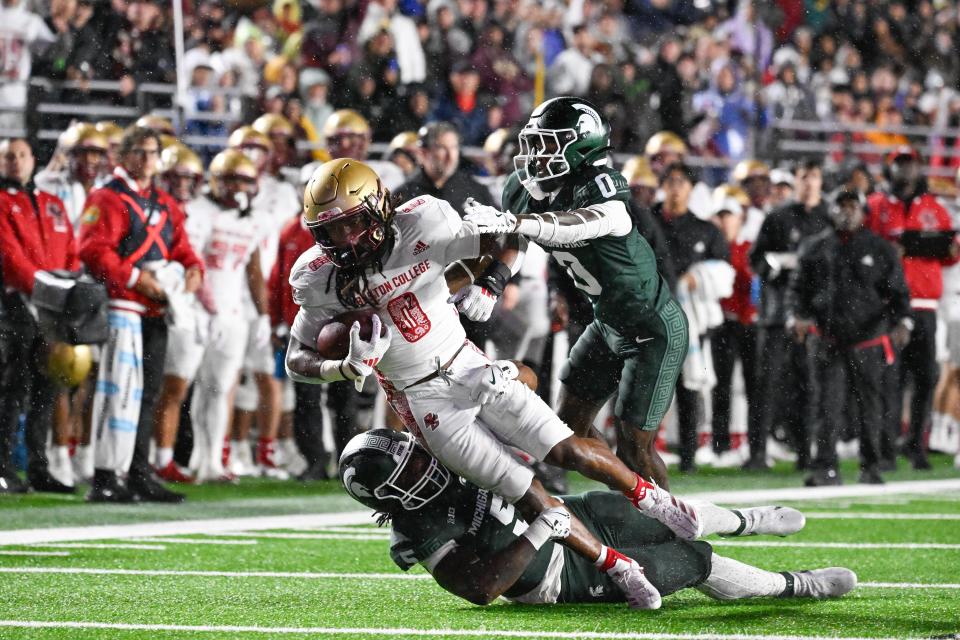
left=78, top=190, right=137, bottom=289
left=515, top=200, right=633, bottom=245
left=0, top=205, right=40, bottom=294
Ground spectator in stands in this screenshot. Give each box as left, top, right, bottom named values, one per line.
left=358, top=0, right=425, bottom=85
left=548, top=24, right=595, bottom=98
left=79, top=126, right=203, bottom=503
left=0, top=0, right=54, bottom=136
left=868, top=147, right=960, bottom=471
left=384, top=83, right=431, bottom=139
left=470, top=21, right=531, bottom=128
left=0, top=138, right=78, bottom=494
left=749, top=159, right=830, bottom=472
left=299, top=68, right=333, bottom=141
left=430, top=60, right=487, bottom=146
left=300, top=0, right=361, bottom=83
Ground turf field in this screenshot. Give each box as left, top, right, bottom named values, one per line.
left=1, top=456, right=958, bottom=639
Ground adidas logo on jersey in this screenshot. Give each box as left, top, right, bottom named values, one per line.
left=413, top=240, right=430, bottom=255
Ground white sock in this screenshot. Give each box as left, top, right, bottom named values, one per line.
left=698, top=554, right=787, bottom=600
left=156, top=447, right=173, bottom=469
left=694, top=501, right=743, bottom=536
left=52, top=445, right=70, bottom=467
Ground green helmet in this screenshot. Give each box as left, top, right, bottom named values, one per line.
left=338, top=429, right=450, bottom=513
left=515, top=96, right=611, bottom=199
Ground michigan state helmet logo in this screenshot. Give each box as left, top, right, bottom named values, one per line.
left=342, top=467, right=372, bottom=499
left=572, top=103, right=602, bottom=137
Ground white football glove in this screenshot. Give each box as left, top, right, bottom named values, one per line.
left=343, top=315, right=392, bottom=391
left=448, top=283, right=497, bottom=322
left=254, top=314, right=272, bottom=349
left=522, top=505, right=572, bottom=550
left=464, top=362, right=511, bottom=404
left=463, top=197, right=517, bottom=234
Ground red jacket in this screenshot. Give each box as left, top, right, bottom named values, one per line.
left=720, top=240, right=756, bottom=325
left=866, top=191, right=959, bottom=304
left=0, top=179, right=80, bottom=295
left=269, top=216, right=315, bottom=328
left=78, top=168, right=203, bottom=316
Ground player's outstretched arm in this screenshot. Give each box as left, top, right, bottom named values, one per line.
left=444, top=234, right=525, bottom=322
left=464, top=198, right=633, bottom=245
left=430, top=506, right=570, bottom=606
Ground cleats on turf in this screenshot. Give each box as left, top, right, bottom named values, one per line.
left=627, top=477, right=702, bottom=540
left=609, top=559, right=661, bottom=610
left=724, top=506, right=806, bottom=538
left=787, top=568, right=858, bottom=599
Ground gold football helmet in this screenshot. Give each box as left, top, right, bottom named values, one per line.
left=209, top=149, right=259, bottom=208
left=644, top=131, right=687, bottom=158
left=47, top=343, right=93, bottom=388
left=160, top=144, right=204, bottom=202
left=63, top=123, right=109, bottom=153
left=252, top=113, right=294, bottom=138
left=713, top=184, right=751, bottom=208
left=621, top=155, right=657, bottom=189
left=389, top=131, right=418, bottom=153
left=228, top=126, right=274, bottom=152
left=323, top=109, right=372, bottom=140
left=95, top=121, right=124, bottom=145
left=303, top=158, right=393, bottom=268
left=732, top=159, right=770, bottom=184
left=136, top=114, right=176, bottom=136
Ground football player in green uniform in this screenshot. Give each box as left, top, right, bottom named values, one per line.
left=464, top=97, right=687, bottom=486
left=340, top=429, right=857, bottom=607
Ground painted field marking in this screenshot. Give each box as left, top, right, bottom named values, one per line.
left=712, top=541, right=960, bottom=550
left=30, top=543, right=166, bottom=551
left=133, top=537, right=258, bottom=546
left=0, top=551, right=69, bottom=557
left=0, top=620, right=910, bottom=640
left=2, top=567, right=959, bottom=590
left=804, top=512, right=960, bottom=520
left=217, top=532, right=390, bottom=541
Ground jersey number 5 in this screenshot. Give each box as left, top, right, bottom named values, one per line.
left=553, top=251, right=603, bottom=296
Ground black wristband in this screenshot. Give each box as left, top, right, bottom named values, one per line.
left=476, top=260, right=512, bottom=297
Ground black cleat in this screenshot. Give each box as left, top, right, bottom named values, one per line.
left=742, top=455, right=771, bottom=471
left=296, top=461, right=331, bottom=482
left=128, top=473, right=185, bottom=504
left=27, top=468, right=76, bottom=494
left=86, top=471, right=138, bottom=503
left=878, top=458, right=897, bottom=473
left=804, top=468, right=842, bottom=487
left=857, top=467, right=884, bottom=485
left=911, top=454, right=932, bottom=471
left=0, top=473, right=29, bottom=494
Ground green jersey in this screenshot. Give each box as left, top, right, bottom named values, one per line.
left=389, top=480, right=554, bottom=599
left=502, top=166, right=671, bottom=331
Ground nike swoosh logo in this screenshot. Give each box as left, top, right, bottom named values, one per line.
left=489, top=370, right=497, bottom=385
left=635, top=337, right=654, bottom=344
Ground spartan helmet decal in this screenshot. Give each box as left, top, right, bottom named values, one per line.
left=342, top=467, right=373, bottom=499
left=572, top=103, right=602, bottom=136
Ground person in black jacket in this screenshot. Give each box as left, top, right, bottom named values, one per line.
left=787, top=190, right=912, bottom=486
left=653, top=162, right=730, bottom=473
left=747, top=159, right=831, bottom=471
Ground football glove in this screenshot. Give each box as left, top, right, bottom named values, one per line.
left=463, top=197, right=517, bottom=234
left=522, top=505, right=572, bottom=550
left=448, top=283, right=497, bottom=322
left=464, top=362, right=511, bottom=404
left=343, top=315, right=392, bottom=390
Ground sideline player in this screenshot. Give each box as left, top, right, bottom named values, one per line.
left=464, top=97, right=687, bottom=486
left=285, top=159, right=705, bottom=609
left=339, top=429, right=852, bottom=607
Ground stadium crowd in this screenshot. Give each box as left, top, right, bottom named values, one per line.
left=2, top=0, right=960, bottom=502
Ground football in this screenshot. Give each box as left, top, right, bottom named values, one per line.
left=315, top=309, right=383, bottom=359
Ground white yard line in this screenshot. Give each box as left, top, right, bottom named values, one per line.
left=1, top=567, right=958, bottom=591
left=804, top=512, right=960, bottom=520
left=30, top=543, right=166, bottom=551
left=2, top=479, right=958, bottom=546
left=0, top=621, right=910, bottom=640
left=0, top=551, right=69, bottom=557
left=711, top=541, right=960, bottom=550
left=217, top=532, right=390, bottom=541
left=133, top=537, right=258, bottom=546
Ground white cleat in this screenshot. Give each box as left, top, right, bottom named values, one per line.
left=634, top=482, right=702, bottom=540
left=726, top=506, right=806, bottom=537
left=788, top=568, right=858, bottom=599
left=610, top=560, right=662, bottom=610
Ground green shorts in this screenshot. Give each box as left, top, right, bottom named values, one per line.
left=560, top=297, right=688, bottom=430
left=558, top=491, right=712, bottom=603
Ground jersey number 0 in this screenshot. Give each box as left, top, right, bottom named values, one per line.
left=553, top=251, right=603, bottom=296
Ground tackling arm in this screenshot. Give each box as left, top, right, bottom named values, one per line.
left=464, top=198, right=632, bottom=245
left=430, top=538, right=539, bottom=606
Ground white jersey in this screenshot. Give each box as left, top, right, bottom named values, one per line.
left=290, top=195, right=480, bottom=387
left=0, top=4, right=53, bottom=110
left=34, top=170, right=89, bottom=228
left=186, top=195, right=265, bottom=316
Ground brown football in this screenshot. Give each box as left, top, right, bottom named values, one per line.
left=315, top=309, right=383, bottom=359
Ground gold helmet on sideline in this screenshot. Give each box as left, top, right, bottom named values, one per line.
left=228, top=126, right=274, bottom=153
left=47, top=343, right=93, bottom=387
left=61, top=122, right=109, bottom=154
left=389, top=131, right=419, bottom=153
left=644, top=131, right=687, bottom=158
left=135, top=114, right=176, bottom=136
left=160, top=143, right=204, bottom=203
left=621, top=155, right=657, bottom=189
left=95, top=121, right=123, bottom=146
left=252, top=113, right=294, bottom=138
left=209, top=149, right=258, bottom=208
left=303, top=158, right=393, bottom=268
left=159, top=134, right=180, bottom=150
left=322, top=109, right=371, bottom=139
left=712, top=184, right=751, bottom=208
left=732, top=159, right=770, bottom=184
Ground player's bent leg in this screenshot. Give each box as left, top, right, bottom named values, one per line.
left=616, top=423, right=669, bottom=488
left=698, top=554, right=856, bottom=600
left=556, top=386, right=606, bottom=440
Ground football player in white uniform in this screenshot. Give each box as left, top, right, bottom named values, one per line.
left=285, top=159, right=706, bottom=610
left=228, top=122, right=302, bottom=476
left=154, top=150, right=269, bottom=483
left=35, top=122, right=108, bottom=227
